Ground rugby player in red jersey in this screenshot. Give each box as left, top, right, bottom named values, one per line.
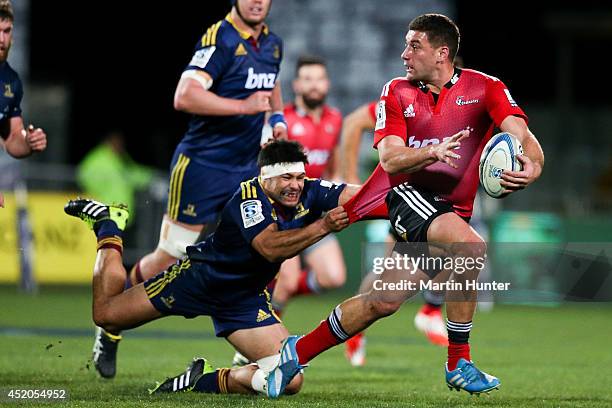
left=340, top=100, right=449, bottom=368
left=275, top=13, right=544, bottom=395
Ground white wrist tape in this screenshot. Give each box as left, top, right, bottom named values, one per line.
left=181, top=70, right=213, bottom=90
left=260, top=162, right=305, bottom=180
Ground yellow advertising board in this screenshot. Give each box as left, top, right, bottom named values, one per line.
left=0, top=192, right=97, bottom=284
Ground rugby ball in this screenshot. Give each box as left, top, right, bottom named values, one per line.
left=479, top=132, right=523, bottom=198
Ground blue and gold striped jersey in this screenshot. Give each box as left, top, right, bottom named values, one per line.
left=177, top=14, right=283, bottom=172
left=0, top=62, right=23, bottom=138
left=186, top=177, right=345, bottom=301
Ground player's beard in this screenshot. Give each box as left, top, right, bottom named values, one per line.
left=302, top=93, right=326, bottom=110
left=0, top=42, right=10, bottom=63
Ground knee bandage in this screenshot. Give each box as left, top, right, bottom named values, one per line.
left=157, top=218, right=200, bottom=258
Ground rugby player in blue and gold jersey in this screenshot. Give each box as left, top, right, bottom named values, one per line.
left=0, top=0, right=47, bottom=208
left=89, top=0, right=288, bottom=377
left=65, top=140, right=359, bottom=398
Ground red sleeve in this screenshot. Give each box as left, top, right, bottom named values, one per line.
left=367, top=100, right=378, bottom=121
left=484, top=78, right=528, bottom=127
left=373, top=81, right=407, bottom=148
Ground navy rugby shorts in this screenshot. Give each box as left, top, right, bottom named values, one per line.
left=145, top=259, right=281, bottom=337
left=386, top=183, right=472, bottom=279
left=166, top=151, right=258, bottom=225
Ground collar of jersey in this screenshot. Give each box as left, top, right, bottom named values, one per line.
left=225, top=13, right=269, bottom=40
left=257, top=176, right=276, bottom=204
left=416, top=66, right=462, bottom=94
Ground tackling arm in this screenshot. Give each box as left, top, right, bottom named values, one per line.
left=338, top=184, right=361, bottom=206
left=252, top=207, right=348, bottom=263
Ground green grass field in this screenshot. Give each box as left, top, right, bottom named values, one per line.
left=1, top=285, right=611, bottom=407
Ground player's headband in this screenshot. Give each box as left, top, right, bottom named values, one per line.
left=260, top=162, right=306, bottom=180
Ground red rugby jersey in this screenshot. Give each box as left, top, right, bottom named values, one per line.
left=345, top=68, right=527, bottom=221
left=284, top=103, right=343, bottom=179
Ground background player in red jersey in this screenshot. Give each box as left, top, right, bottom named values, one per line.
left=269, top=56, right=346, bottom=316
left=278, top=13, right=544, bottom=395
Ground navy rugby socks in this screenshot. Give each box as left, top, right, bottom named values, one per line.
left=94, top=220, right=123, bottom=254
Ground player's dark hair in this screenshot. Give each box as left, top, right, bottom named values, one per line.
left=258, top=140, right=308, bottom=167
left=409, top=14, right=460, bottom=62
left=295, top=55, right=327, bottom=77
left=0, top=0, right=13, bottom=21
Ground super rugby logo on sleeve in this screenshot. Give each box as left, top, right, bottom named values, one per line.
left=190, top=47, right=216, bottom=68
left=241, top=200, right=265, bottom=228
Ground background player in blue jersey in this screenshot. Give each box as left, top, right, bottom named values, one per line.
left=0, top=0, right=47, bottom=208
left=65, top=140, right=359, bottom=398
left=89, top=0, right=288, bottom=377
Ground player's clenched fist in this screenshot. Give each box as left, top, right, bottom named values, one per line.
left=323, top=206, right=349, bottom=232
left=22, top=124, right=47, bottom=153
left=240, top=91, right=272, bottom=115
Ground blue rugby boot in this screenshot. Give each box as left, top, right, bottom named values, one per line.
left=445, top=358, right=500, bottom=394
left=266, top=335, right=306, bottom=398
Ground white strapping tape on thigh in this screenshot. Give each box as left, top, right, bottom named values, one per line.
left=157, top=218, right=200, bottom=258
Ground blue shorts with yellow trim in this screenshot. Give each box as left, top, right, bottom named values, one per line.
left=166, top=151, right=258, bottom=225
left=144, top=259, right=281, bottom=337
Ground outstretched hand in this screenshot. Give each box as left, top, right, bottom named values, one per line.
left=431, top=129, right=470, bottom=169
